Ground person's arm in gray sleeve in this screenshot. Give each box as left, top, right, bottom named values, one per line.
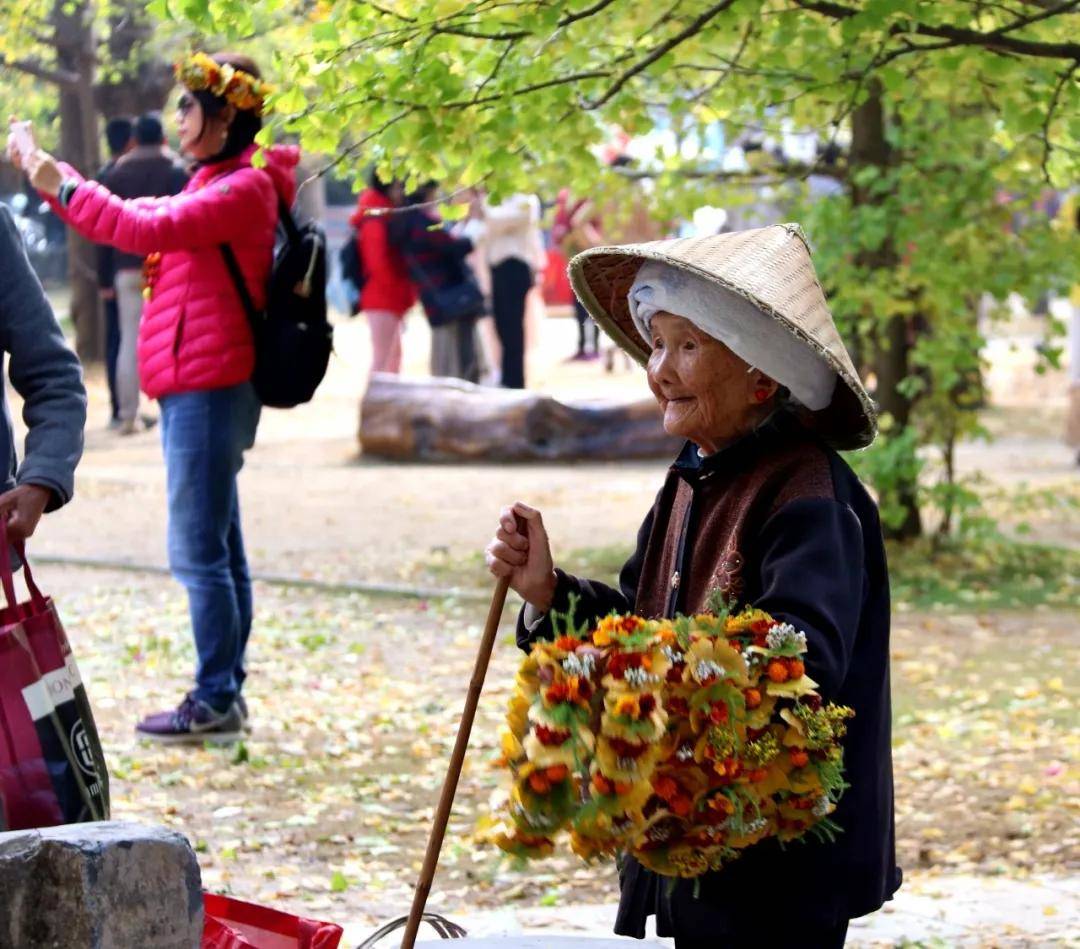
left=0, top=206, right=87, bottom=515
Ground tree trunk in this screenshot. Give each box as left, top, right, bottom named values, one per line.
left=849, top=85, right=922, bottom=539
left=54, top=0, right=102, bottom=362
left=360, top=374, right=682, bottom=461
left=94, top=1, right=174, bottom=118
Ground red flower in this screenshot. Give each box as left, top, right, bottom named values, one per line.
left=608, top=737, right=648, bottom=759
left=667, top=697, right=689, bottom=716
left=545, top=683, right=569, bottom=704
left=607, top=652, right=643, bottom=679
left=535, top=725, right=570, bottom=747
left=671, top=794, right=693, bottom=817
left=653, top=776, right=678, bottom=800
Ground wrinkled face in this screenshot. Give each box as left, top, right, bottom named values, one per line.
left=645, top=312, right=775, bottom=453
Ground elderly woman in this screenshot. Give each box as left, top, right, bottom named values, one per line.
left=486, top=225, right=900, bottom=948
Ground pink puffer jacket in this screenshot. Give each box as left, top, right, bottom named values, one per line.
left=49, top=144, right=299, bottom=399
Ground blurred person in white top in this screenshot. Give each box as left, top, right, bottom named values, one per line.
left=463, top=191, right=541, bottom=388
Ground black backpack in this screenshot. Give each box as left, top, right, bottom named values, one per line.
left=221, top=199, right=333, bottom=409
left=339, top=228, right=364, bottom=289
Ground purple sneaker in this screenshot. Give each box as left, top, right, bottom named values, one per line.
left=136, top=694, right=243, bottom=744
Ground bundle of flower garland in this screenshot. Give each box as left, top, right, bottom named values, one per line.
left=486, top=603, right=854, bottom=878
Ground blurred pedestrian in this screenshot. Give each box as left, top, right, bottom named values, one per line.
left=553, top=189, right=603, bottom=360
left=0, top=204, right=86, bottom=544
left=466, top=190, right=541, bottom=388
left=95, top=117, right=133, bottom=430
left=351, top=170, right=415, bottom=377
left=11, top=50, right=297, bottom=742
left=390, top=181, right=484, bottom=383
left=100, top=113, right=189, bottom=435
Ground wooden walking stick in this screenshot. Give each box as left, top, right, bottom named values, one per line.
left=400, top=520, right=523, bottom=949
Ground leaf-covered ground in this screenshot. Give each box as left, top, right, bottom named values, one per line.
left=52, top=566, right=1077, bottom=934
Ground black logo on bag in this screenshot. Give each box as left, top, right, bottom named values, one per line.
left=71, top=721, right=98, bottom=777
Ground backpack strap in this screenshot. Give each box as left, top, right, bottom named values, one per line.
left=220, top=244, right=260, bottom=330
left=221, top=197, right=303, bottom=320
left=278, top=196, right=300, bottom=243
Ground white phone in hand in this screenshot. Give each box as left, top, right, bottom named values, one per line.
left=8, top=120, right=35, bottom=164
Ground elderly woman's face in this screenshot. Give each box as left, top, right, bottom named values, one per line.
left=646, top=312, right=772, bottom=453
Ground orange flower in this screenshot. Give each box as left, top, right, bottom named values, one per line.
left=653, top=776, right=678, bottom=800
left=744, top=688, right=762, bottom=709
left=592, top=772, right=614, bottom=795
left=709, top=795, right=735, bottom=815
left=671, top=794, right=693, bottom=817
left=554, top=636, right=579, bottom=652
left=565, top=675, right=591, bottom=706
left=789, top=749, right=809, bottom=768
left=528, top=772, right=551, bottom=794
left=767, top=660, right=790, bottom=683
left=788, top=659, right=805, bottom=679
left=545, top=683, right=569, bottom=704
left=746, top=767, right=769, bottom=783
left=545, top=765, right=569, bottom=783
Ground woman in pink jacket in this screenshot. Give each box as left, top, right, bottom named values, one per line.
left=11, top=52, right=296, bottom=743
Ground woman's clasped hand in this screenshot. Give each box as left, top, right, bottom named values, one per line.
left=484, top=501, right=556, bottom=612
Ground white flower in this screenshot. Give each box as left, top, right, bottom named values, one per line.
left=661, top=645, right=683, bottom=664
left=563, top=653, right=595, bottom=677
left=695, top=659, right=726, bottom=681
left=813, top=796, right=831, bottom=818
left=765, top=623, right=807, bottom=653
left=624, top=667, right=657, bottom=687
left=676, top=744, right=695, bottom=762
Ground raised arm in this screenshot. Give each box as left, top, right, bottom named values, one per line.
left=484, top=498, right=656, bottom=652
left=45, top=164, right=275, bottom=256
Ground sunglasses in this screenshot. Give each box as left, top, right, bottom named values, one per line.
left=176, top=94, right=196, bottom=115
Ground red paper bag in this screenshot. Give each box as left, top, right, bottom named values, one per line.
left=202, top=894, right=343, bottom=949
left=0, top=523, right=109, bottom=830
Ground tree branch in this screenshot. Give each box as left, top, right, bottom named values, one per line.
left=585, top=0, right=740, bottom=108
left=792, top=0, right=1080, bottom=60
left=9, top=58, right=79, bottom=86
left=1040, top=61, right=1079, bottom=181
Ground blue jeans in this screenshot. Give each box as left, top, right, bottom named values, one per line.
left=160, top=383, right=261, bottom=712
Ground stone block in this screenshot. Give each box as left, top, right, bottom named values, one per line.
left=0, top=821, right=202, bottom=949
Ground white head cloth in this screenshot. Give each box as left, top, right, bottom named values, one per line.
left=628, top=260, right=837, bottom=411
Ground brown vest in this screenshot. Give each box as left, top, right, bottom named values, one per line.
left=634, top=439, right=835, bottom=619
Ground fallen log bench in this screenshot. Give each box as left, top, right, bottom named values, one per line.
left=0, top=821, right=203, bottom=948
left=360, top=374, right=681, bottom=462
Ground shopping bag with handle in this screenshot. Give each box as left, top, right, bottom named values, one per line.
left=0, top=520, right=109, bottom=830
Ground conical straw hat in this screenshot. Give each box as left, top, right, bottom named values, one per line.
left=568, top=223, right=876, bottom=450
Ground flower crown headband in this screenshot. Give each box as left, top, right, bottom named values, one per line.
left=175, top=52, right=274, bottom=116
